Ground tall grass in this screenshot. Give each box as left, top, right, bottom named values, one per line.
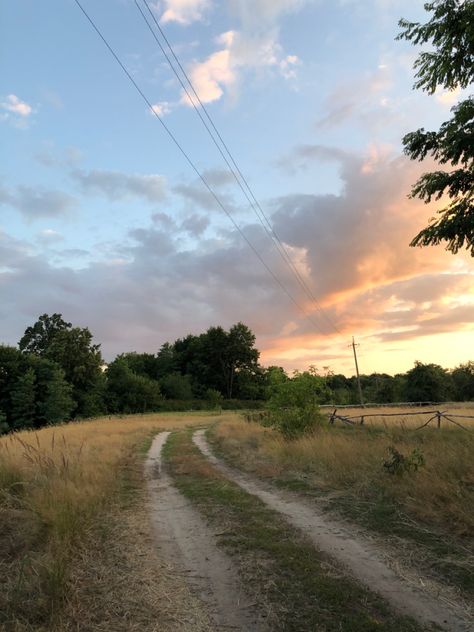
left=211, top=415, right=474, bottom=537
left=0, top=412, right=217, bottom=630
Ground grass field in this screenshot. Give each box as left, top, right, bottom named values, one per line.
left=2, top=407, right=472, bottom=629
left=209, top=406, right=474, bottom=597
left=0, top=412, right=217, bottom=631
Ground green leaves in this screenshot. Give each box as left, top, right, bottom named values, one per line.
left=397, top=1, right=474, bottom=94
left=398, top=2, right=474, bottom=255
left=410, top=197, right=474, bottom=254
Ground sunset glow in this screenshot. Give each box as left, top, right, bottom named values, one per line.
left=1, top=0, right=473, bottom=375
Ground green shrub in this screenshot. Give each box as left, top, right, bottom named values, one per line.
left=383, top=446, right=425, bottom=475
left=206, top=388, right=223, bottom=410
left=266, top=367, right=328, bottom=439
left=268, top=406, right=325, bottom=439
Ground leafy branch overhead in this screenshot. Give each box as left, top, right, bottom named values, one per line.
left=397, top=0, right=474, bottom=255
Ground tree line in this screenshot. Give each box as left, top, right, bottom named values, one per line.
left=1, top=313, right=473, bottom=434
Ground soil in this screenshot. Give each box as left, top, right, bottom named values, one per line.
left=193, top=429, right=473, bottom=632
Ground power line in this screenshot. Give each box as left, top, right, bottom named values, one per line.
left=72, top=0, right=328, bottom=334
left=135, top=0, right=343, bottom=337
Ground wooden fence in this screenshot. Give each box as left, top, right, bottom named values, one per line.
left=327, top=408, right=474, bottom=430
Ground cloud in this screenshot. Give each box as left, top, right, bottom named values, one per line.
left=228, top=0, right=309, bottom=28
left=173, top=180, right=225, bottom=211
left=182, top=31, right=236, bottom=104
left=150, top=101, right=171, bottom=117
left=277, top=144, right=351, bottom=172
left=183, top=28, right=300, bottom=105
left=154, top=0, right=211, bottom=24
left=201, top=168, right=235, bottom=187
left=1, top=94, right=33, bottom=117
left=279, top=54, right=301, bottom=79
left=0, top=184, right=76, bottom=220
left=71, top=169, right=166, bottom=203
left=271, top=147, right=447, bottom=302
left=181, top=213, right=210, bottom=235
left=316, top=65, right=393, bottom=130
left=151, top=211, right=176, bottom=229
left=0, top=94, right=35, bottom=128
left=1, top=144, right=471, bottom=373
left=35, top=144, right=83, bottom=167
left=173, top=1, right=306, bottom=108
left=37, top=229, right=64, bottom=245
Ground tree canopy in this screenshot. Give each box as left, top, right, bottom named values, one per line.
left=1, top=313, right=473, bottom=434
left=18, top=314, right=104, bottom=417
left=398, top=0, right=474, bottom=254
left=19, top=313, right=72, bottom=355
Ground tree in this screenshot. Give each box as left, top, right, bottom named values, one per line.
left=171, top=323, right=260, bottom=398
left=45, top=327, right=103, bottom=416
left=0, top=345, right=24, bottom=421
left=11, top=368, right=37, bottom=429
left=362, top=373, right=398, bottom=404
left=224, top=323, right=260, bottom=398
left=160, top=372, right=194, bottom=399
left=19, top=313, right=72, bottom=355
left=19, top=315, right=105, bottom=417
left=118, top=352, right=158, bottom=380
left=155, top=343, right=178, bottom=379
left=398, top=1, right=474, bottom=254
left=40, top=367, right=75, bottom=424
left=405, top=361, right=453, bottom=402
left=106, top=359, right=162, bottom=413
left=451, top=361, right=474, bottom=400
left=0, top=409, right=8, bottom=435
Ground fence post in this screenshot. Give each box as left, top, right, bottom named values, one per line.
left=437, top=411, right=441, bottom=429
left=360, top=416, right=365, bottom=426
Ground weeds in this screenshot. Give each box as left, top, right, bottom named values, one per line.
left=383, top=446, right=425, bottom=475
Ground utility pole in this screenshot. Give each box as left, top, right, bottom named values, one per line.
left=350, top=337, right=364, bottom=408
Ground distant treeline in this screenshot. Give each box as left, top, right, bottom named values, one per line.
left=1, top=313, right=473, bottom=434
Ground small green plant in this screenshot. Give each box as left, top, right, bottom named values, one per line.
left=383, top=446, right=425, bottom=475
left=206, top=388, right=223, bottom=411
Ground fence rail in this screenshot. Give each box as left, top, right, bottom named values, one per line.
left=320, top=401, right=443, bottom=409
left=326, top=408, right=473, bottom=430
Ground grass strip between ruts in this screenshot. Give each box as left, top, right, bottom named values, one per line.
left=163, top=430, right=431, bottom=632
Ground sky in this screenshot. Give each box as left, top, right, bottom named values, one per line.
left=1, top=0, right=473, bottom=376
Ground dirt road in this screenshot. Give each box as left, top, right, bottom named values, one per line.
left=145, top=432, right=266, bottom=631
left=192, top=429, right=472, bottom=632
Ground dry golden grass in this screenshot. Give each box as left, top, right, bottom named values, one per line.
left=211, top=411, right=474, bottom=537
left=0, top=412, right=220, bottom=630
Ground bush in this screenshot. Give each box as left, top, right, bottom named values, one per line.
left=383, top=446, right=425, bottom=475
left=206, top=388, right=223, bottom=410
left=268, top=406, right=325, bottom=439
left=266, top=368, right=328, bottom=439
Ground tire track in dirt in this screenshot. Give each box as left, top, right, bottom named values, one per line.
left=193, top=429, right=472, bottom=632
left=145, top=432, right=265, bottom=631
